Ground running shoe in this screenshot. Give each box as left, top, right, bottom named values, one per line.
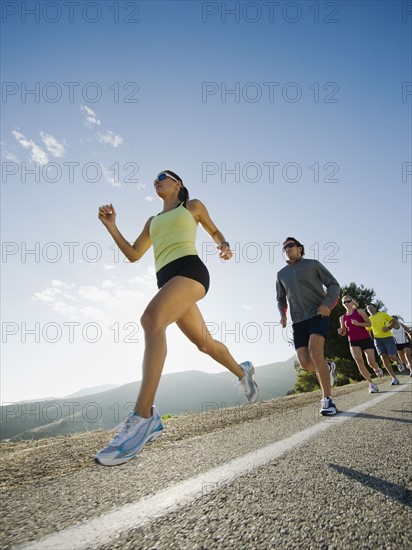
left=390, top=378, right=400, bottom=386
left=320, top=397, right=338, bottom=416
left=374, top=368, right=384, bottom=378
left=327, top=361, right=336, bottom=387
left=239, top=361, right=259, bottom=403
left=368, top=383, right=379, bottom=393
left=398, top=363, right=406, bottom=372
left=95, top=407, right=164, bottom=466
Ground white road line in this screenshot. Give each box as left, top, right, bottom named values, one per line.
left=18, top=385, right=408, bottom=550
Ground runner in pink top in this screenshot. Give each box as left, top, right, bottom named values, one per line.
left=338, top=295, right=383, bottom=393
left=343, top=308, right=371, bottom=341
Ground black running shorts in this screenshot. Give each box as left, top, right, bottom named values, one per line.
left=156, top=255, right=210, bottom=294
left=349, top=338, right=374, bottom=351
left=292, top=315, right=329, bottom=349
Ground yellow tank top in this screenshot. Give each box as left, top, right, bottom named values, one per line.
left=150, top=203, right=198, bottom=272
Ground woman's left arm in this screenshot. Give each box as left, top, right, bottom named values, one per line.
left=401, top=323, right=412, bottom=339
left=357, top=309, right=372, bottom=327
left=188, top=199, right=233, bottom=260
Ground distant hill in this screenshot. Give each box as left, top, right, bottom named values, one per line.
left=0, top=358, right=297, bottom=441
left=63, top=384, right=120, bottom=399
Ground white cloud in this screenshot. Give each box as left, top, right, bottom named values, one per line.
left=102, top=280, right=119, bottom=288
left=12, top=130, right=48, bottom=165
left=1, top=143, right=19, bottom=162
left=104, top=264, right=115, bottom=270
left=97, top=130, right=124, bottom=148
left=51, top=300, right=82, bottom=319
left=242, top=304, right=252, bottom=310
left=32, top=287, right=63, bottom=303
left=128, top=266, right=156, bottom=290
left=33, top=276, right=155, bottom=323
left=51, top=280, right=75, bottom=289
left=81, top=105, right=101, bottom=128
left=145, top=196, right=155, bottom=202
left=3, top=151, right=19, bottom=162
left=101, top=164, right=122, bottom=187
left=77, top=305, right=108, bottom=318
left=40, top=132, right=66, bottom=158
left=78, top=286, right=113, bottom=304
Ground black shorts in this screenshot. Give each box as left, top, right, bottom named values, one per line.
left=349, top=338, right=374, bottom=351
left=292, top=315, right=329, bottom=349
left=156, top=255, right=210, bottom=294
left=396, top=342, right=411, bottom=351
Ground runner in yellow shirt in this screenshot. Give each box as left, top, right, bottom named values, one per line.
left=366, top=304, right=401, bottom=385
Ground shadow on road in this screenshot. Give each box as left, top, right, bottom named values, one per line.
left=338, top=411, right=412, bottom=425
left=329, top=464, right=411, bottom=508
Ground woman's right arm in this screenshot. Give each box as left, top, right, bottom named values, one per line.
left=98, top=203, right=152, bottom=263
left=337, top=315, right=346, bottom=336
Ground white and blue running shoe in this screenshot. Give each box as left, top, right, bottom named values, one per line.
left=320, top=397, right=338, bottom=416
left=95, top=407, right=164, bottom=466
left=239, top=361, right=259, bottom=403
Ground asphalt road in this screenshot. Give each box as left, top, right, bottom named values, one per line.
left=2, top=377, right=411, bottom=550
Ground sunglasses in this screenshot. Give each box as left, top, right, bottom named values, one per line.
left=343, top=300, right=352, bottom=304
left=283, top=243, right=297, bottom=251
left=156, top=172, right=179, bottom=183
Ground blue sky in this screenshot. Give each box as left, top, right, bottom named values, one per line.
left=1, top=0, right=411, bottom=403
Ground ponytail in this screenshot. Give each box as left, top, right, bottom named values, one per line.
left=178, top=185, right=189, bottom=205
left=164, top=169, right=189, bottom=205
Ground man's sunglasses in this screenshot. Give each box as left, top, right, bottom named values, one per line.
left=283, top=243, right=297, bottom=251
left=157, top=172, right=179, bottom=182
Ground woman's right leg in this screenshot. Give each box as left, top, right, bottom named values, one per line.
left=397, top=348, right=406, bottom=367
left=135, top=276, right=206, bottom=417
left=403, top=347, right=412, bottom=371
left=95, top=276, right=206, bottom=466
left=350, top=346, right=373, bottom=383
left=398, top=348, right=412, bottom=372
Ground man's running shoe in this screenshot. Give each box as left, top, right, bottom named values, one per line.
left=390, top=378, right=400, bottom=386
left=327, top=361, right=336, bottom=387
left=239, top=361, right=259, bottom=403
left=368, top=383, right=379, bottom=393
left=374, top=368, right=384, bottom=378
left=95, top=407, right=164, bottom=466
left=320, top=397, right=337, bottom=416
left=398, top=363, right=406, bottom=372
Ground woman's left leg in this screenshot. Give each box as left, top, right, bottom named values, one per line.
left=363, top=348, right=383, bottom=376
left=176, top=303, right=245, bottom=378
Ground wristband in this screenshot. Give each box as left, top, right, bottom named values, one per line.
left=220, top=241, right=230, bottom=248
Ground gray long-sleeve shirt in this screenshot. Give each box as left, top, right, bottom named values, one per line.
left=276, top=258, right=340, bottom=324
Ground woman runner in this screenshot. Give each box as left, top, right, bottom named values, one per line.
left=338, top=295, right=382, bottom=393
left=391, top=315, right=412, bottom=377
left=95, top=170, right=258, bottom=466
